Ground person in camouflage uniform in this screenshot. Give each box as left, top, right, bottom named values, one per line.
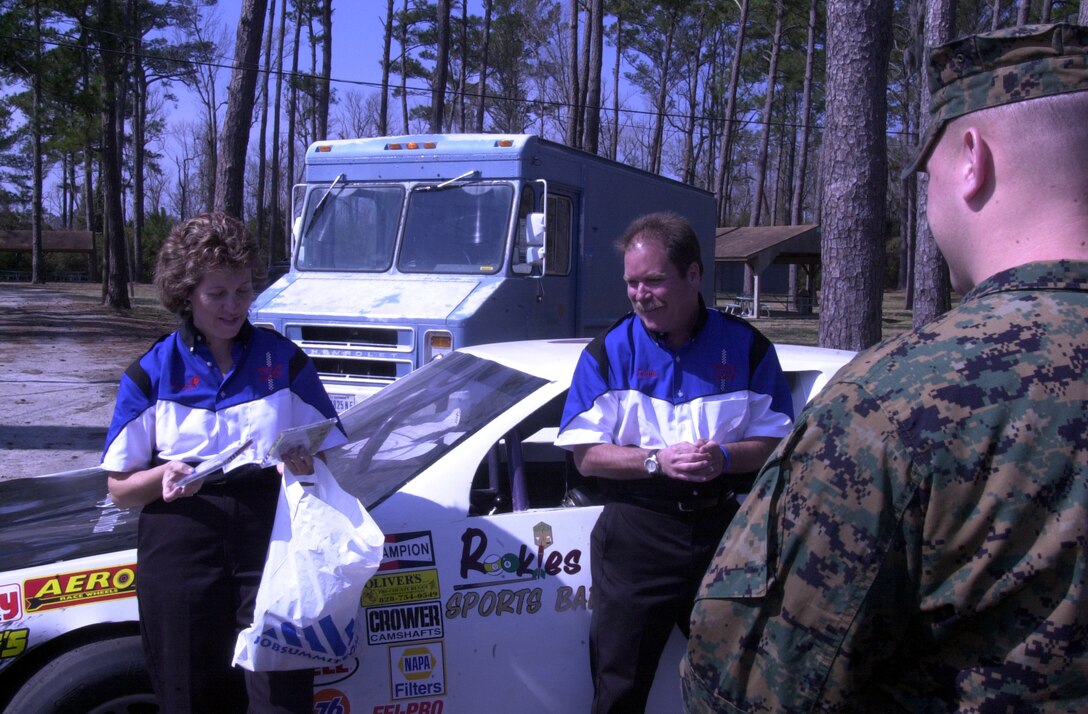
left=681, top=23, right=1088, bottom=712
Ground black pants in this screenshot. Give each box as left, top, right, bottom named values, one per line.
left=589, top=499, right=738, bottom=714
left=136, top=469, right=314, bottom=713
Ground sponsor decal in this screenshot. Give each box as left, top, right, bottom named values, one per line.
left=458, top=526, right=581, bottom=584
left=23, top=564, right=136, bottom=612
left=365, top=602, right=443, bottom=645
left=1, top=584, right=21, bottom=622
left=371, top=701, right=444, bottom=714
left=389, top=642, right=445, bottom=701
left=0, top=628, right=29, bottom=659
left=314, top=659, right=360, bottom=687
left=313, top=688, right=350, bottom=714
left=379, top=532, right=435, bottom=572
left=445, top=584, right=592, bottom=620
left=362, top=570, right=440, bottom=608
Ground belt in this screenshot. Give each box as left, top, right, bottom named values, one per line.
left=200, top=462, right=276, bottom=486
left=616, top=492, right=734, bottom=516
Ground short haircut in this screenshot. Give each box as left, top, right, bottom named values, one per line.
left=615, top=211, right=703, bottom=277
left=154, top=212, right=266, bottom=318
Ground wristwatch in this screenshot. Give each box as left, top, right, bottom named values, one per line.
left=644, top=449, right=661, bottom=475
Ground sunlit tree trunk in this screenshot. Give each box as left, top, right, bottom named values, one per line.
left=818, top=0, right=891, bottom=350
left=430, top=0, right=450, bottom=132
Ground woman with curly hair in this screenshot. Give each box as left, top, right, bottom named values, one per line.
left=103, top=212, right=345, bottom=712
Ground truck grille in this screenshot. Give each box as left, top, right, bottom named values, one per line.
left=300, top=324, right=399, bottom=347
left=289, top=323, right=415, bottom=385
left=311, top=356, right=399, bottom=380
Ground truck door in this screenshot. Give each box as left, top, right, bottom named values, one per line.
left=519, top=185, right=577, bottom=339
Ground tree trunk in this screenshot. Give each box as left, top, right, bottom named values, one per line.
left=565, top=0, right=580, bottom=147
left=912, top=0, right=956, bottom=328
left=215, top=0, right=268, bottom=218
left=430, top=0, right=450, bottom=133
left=457, top=0, right=468, bottom=129
left=750, top=0, right=784, bottom=228
left=582, top=0, right=603, bottom=153
left=256, top=0, right=276, bottom=258
left=285, top=0, right=302, bottom=256
left=790, top=0, right=817, bottom=226
left=818, top=0, right=891, bottom=350
left=715, top=0, right=749, bottom=224
left=31, top=1, right=44, bottom=285
left=476, top=0, right=493, bottom=132
left=130, top=0, right=146, bottom=283
left=649, top=7, right=678, bottom=175
left=681, top=7, right=707, bottom=184
left=380, top=0, right=393, bottom=135
left=100, top=0, right=130, bottom=309
left=316, top=0, right=332, bottom=140
left=270, top=0, right=287, bottom=261
left=400, top=0, right=409, bottom=131
left=1080, top=0, right=1087, bottom=24
left=610, top=13, right=622, bottom=160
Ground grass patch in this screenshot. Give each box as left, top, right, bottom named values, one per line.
left=734, top=290, right=916, bottom=347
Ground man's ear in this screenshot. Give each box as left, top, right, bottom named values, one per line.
left=686, top=262, right=701, bottom=287
left=961, top=127, right=990, bottom=202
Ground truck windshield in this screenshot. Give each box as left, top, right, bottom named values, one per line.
left=397, top=183, right=513, bottom=274
left=296, top=184, right=404, bottom=271
left=327, top=351, right=547, bottom=507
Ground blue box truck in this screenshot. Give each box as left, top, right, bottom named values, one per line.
left=250, top=133, right=716, bottom=411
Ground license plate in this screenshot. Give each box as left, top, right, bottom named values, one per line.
left=331, top=394, right=356, bottom=413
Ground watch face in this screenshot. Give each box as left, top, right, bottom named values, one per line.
left=645, top=452, right=659, bottom=474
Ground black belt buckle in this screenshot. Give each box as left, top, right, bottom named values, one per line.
left=677, top=497, right=713, bottom=513
left=676, top=491, right=733, bottom=513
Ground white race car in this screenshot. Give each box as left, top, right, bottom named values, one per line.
left=0, top=338, right=854, bottom=714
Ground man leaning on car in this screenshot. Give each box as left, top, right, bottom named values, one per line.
left=554, top=211, right=794, bottom=713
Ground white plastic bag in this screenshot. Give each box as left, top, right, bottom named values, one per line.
left=233, top=460, right=385, bottom=671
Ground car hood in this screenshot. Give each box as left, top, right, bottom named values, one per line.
left=0, top=469, right=138, bottom=572
left=252, top=272, right=501, bottom=322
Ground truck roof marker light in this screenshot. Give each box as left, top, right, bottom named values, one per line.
left=315, top=145, right=332, bottom=152
left=494, top=139, right=514, bottom=148
left=385, top=143, right=403, bottom=150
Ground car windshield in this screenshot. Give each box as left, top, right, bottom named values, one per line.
left=296, top=184, right=404, bottom=271
left=328, top=352, right=547, bottom=507
left=397, top=183, right=512, bottom=274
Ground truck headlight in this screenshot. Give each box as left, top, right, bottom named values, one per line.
left=424, top=331, right=453, bottom=362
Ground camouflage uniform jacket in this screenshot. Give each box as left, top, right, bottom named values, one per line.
left=681, top=260, right=1088, bottom=713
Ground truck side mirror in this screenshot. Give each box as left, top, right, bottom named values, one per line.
left=291, top=216, right=302, bottom=256
left=512, top=212, right=546, bottom=275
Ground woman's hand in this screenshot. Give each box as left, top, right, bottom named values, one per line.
left=279, top=445, right=315, bottom=476
left=161, top=461, right=200, bottom=502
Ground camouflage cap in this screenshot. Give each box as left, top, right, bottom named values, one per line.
left=903, top=22, right=1088, bottom=177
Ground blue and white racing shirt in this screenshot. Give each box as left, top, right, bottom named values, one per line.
left=555, top=306, right=793, bottom=497
left=102, top=320, right=345, bottom=473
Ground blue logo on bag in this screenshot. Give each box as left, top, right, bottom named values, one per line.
left=260, top=615, right=357, bottom=658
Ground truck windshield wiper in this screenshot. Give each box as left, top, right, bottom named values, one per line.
left=303, top=172, right=346, bottom=237
left=420, top=169, right=480, bottom=191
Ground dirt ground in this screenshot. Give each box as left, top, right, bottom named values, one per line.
left=0, top=282, right=176, bottom=480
